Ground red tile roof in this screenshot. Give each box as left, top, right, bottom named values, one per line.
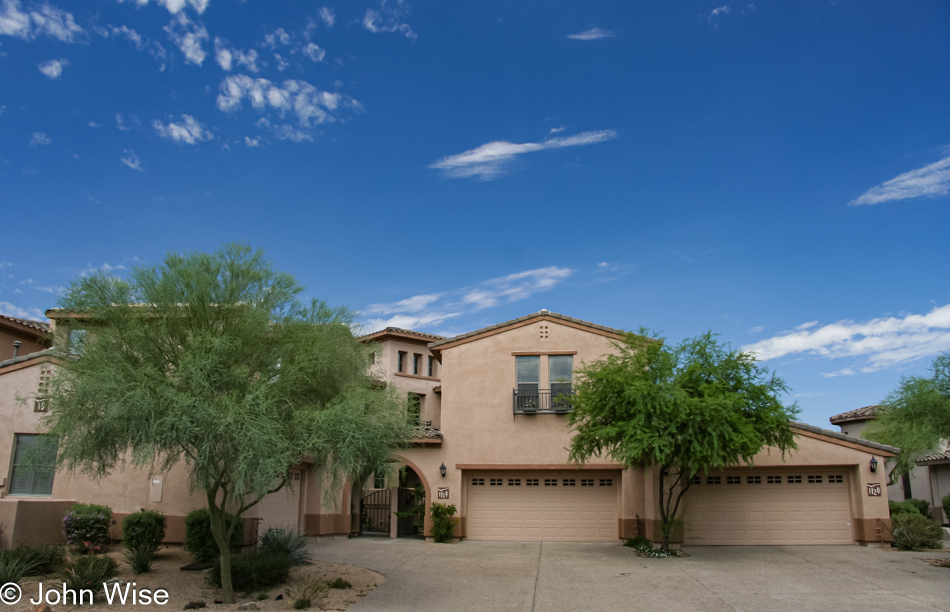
left=829, top=405, right=881, bottom=425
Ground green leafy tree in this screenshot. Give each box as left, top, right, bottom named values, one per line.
left=568, top=331, right=799, bottom=550
left=41, top=245, right=413, bottom=603
left=865, top=353, right=950, bottom=485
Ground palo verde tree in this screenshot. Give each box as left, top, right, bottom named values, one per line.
left=41, top=245, right=414, bottom=603
left=865, top=353, right=950, bottom=485
left=568, top=331, right=799, bottom=550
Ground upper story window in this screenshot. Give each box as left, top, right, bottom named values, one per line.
left=397, top=351, right=406, bottom=373
left=549, top=355, right=573, bottom=397
left=9, top=434, right=57, bottom=496
left=407, top=392, right=422, bottom=426
left=412, top=353, right=421, bottom=375
left=514, top=354, right=574, bottom=414
left=67, top=328, right=87, bottom=356
left=516, top=355, right=540, bottom=397
left=427, top=356, right=434, bottom=377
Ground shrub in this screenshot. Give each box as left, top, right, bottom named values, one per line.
left=327, top=578, right=351, bottom=589
left=62, top=554, right=118, bottom=597
left=624, top=537, right=652, bottom=550
left=430, top=503, right=458, bottom=543
left=942, top=494, right=950, bottom=525
left=907, top=498, right=931, bottom=517
left=889, top=500, right=923, bottom=516
left=287, top=578, right=327, bottom=610
left=185, top=508, right=243, bottom=563
left=123, top=510, right=166, bottom=552
left=17, top=544, right=65, bottom=575
left=891, top=513, right=944, bottom=551
left=0, top=550, right=39, bottom=587
left=123, top=544, right=157, bottom=574
left=63, top=503, right=112, bottom=554
left=258, top=526, right=312, bottom=566
left=208, top=551, right=291, bottom=592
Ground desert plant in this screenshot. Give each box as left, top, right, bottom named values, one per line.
left=208, top=551, right=291, bottom=592
left=12, top=543, right=66, bottom=576
left=624, top=537, right=653, bottom=550
left=0, top=550, right=40, bottom=586
left=123, top=510, right=166, bottom=552
left=430, top=503, right=458, bottom=543
left=123, top=543, right=157, bottom=574
left=63, top=503, right=112, bottom=554
left=62, top=554, right=119, bottom=597
left=327, top=578, right=351, bottom=589
left=185, top=508, right=243, bottom=563
left=257, top=526, right=312, bottom=566
left=889, top=500, right=923, bottom=516
left=891, top=513, right=944, bottom=551
left=287, top=578, right=328, bottom=610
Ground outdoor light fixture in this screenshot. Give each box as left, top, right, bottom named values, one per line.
left=440, top=463, right=446, bottom=478
left=869, top=457, right=878, bottom=473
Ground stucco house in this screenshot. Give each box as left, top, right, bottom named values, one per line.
left=2, top=309, right=898, bottom=547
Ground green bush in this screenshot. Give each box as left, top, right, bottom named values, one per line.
left=123, top=510, right=167, bottom=551
left=624, top=537, right=652, bottom=550
left=12, top=543, right=65, bottom=575
left=257, top=526, right=312, bottom=566
left=184, top=508, right=243, bottom=562
left=62, top=554, right=118, bottom=597
left=63, top=503, right=112, bottom=554
left=889, top=500, right=923, bottom=516
left=208, top=551, right=291, bottom=592
left=906, top=498, right=931, bottom=517
left=430, top=503, right=458, bottom=543
left=327, top=578, right=351, bottom=589
left=943, top=493, right=950, bottom=525
left=891, top=513, right=944, bottom=551
left=123, top=544, right=156, bottom=574
left=0, top=550, right=39, bottom=587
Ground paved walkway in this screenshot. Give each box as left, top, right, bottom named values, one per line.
left=309, top=537, right=950, bottom=612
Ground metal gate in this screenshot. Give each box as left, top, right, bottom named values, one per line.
left=360, top=489, right=391, bottom=535
left=396, top=487, right=425, bottom=537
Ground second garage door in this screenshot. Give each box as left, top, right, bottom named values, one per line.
left=466, top=472, right=619, bottom=541
left=683, top=469, right=854, bottom=545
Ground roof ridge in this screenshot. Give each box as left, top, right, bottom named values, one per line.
left=429, top=310, right=627, bottom=348
left=791, top=421, right=899, bottom=454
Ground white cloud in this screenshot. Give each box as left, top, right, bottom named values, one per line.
left=153, top=114, right=213, bottom=144
left=0, top=1, right=82, bottom=42
left=163, top=12, right=208, bottom=66
left=88, top=121, right=100, bottom=127
left=120, top=150, right=143, bottom=171
left=29, top=131, right=50, bottom=145
left=96, top=24, right=144, bottom=49
left=850, top=155, right=950, bottom=206
left=431, top=130, right=618, bottom=180
left=262, top=27, right=290, bottom=48
left=301, top=42, right=324, bottom=63
left=318, top=6, right=334, bottom=27
left=34, top=285, right=64, bottom=295
left=217, top=74, right=360, bottom=130
left=0, top=301, right=45, bottom=321
left=214, top=38, right=259, bottom=72
left=115, top=112, right=139, bottom=130
left=749, top=325, right=764, bottom=333
left=362, top=3, right=417, bottom=40
left=566, top=27, right=613, bottom=41
left=273, top=52, right=289, bottom=71
left=123, top=0, right=209, bottom=14
left=362, top=267, right=573, bottom=332
left=549, top=126, right=566, bottom=134
left=244, top=136, right=259, bottom=147
left=37, top=58, right=66, bottom=78
left=741, top=303, right=950, bottom=375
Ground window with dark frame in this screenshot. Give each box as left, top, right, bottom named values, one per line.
left=9, top=434, right=57, bottom=496
left=428, top=356, right=434, bottom=377
left=413, top=353, right=420, bottom=375
left=407, top=393, right=421, bottom=426
left=397, top=351, right=406, bottom=372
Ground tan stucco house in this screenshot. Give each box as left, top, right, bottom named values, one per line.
left=1, top=309, right=897, bottom=547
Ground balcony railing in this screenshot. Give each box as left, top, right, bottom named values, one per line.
left=512, top=389, right=575, bottom=415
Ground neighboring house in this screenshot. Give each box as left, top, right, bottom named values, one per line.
left=364, top=310, right=896, bottom=546
left=0, top=314, right=51, bottom=361
left=1, top=309, right=898, bottom=547
left=830, top=406, right=948, bottom=522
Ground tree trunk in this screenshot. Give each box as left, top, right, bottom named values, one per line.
left=207, top=498, right=236, bottom=604
left=350, top=480, right=362, bottom=536
left=661, top=533, right=670, bottom=552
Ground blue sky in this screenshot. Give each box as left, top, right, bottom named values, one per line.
left=1, top=0, right=948, bottom=428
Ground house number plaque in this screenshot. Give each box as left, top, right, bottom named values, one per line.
left=866, top=483, right=882, bottom=497
left=437, top=487, right=449, bottom=499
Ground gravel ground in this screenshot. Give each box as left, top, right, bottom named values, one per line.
left=12, top=545, right=383, bottom=611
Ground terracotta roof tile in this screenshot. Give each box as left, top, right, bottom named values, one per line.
left=829, top=405, right=881, bottom=425
left=0, top=313, right=50, bottom=333
left=916, top=450, right=950, bottom=466
left=359, top=327, right=445, bottom=341
left=791, top=421, right=899, bottom=454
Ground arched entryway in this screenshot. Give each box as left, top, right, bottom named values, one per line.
left=358, top=456, right=432, bottom=538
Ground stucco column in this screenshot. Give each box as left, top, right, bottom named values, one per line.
left=389, top=486, right=399, bottom=538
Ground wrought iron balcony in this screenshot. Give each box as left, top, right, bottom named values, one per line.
left=512, top=389, right=575, bottom=415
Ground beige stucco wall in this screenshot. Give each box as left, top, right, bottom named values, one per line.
left=369, top=336, right=441, bottom=427
left=837, top=419, right=933, bottom=503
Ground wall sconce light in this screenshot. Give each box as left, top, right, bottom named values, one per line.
left=869, top=457, right=878, bottom=473
left=440, top=463, right=446, bottom=478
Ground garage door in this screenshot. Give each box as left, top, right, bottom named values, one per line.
left=466, top=472, right=618, bottom=541
left=256, top=468, right=302, bottom=531
left=683, top=469, right=853, bottom=545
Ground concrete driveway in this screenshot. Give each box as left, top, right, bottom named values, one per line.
left=309, top=537, right=950, bottom=612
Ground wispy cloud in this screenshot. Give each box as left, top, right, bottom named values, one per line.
left=123, top=0, right=209, bottom=15
left=213, top=38, right=259, bottom=72
left=318, top=6, right=335, bottom=27
left=217, top=75, right=360, bottom=132
left=850, top=155, right=950, bottom=206
left=153, top=114, right=213, bottom=144
left=362, top=1, right=416, bottom=40
left=38, top=58, right=67, bottom=78
left=115, top=113, right=140, bottom=131
left=29, top=131, right=51, bottom=145
left=741, top=303, right=950, bottom=376
left=120, top=150, right=143, bottom=171
left=566, top=27, right=613, bottom=41
left=301, top=42, right=325, bottom=63
left=163, top=12, right=208, bottom=66
left=707, top=4, right=756, bottom=27
left=0, top=301, right=45, bottom=321
left=431, top=130, right=617, bottom=180
left=0, top=1, right=83, bottom=42
left=362, top=267, right=573, bottom=332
